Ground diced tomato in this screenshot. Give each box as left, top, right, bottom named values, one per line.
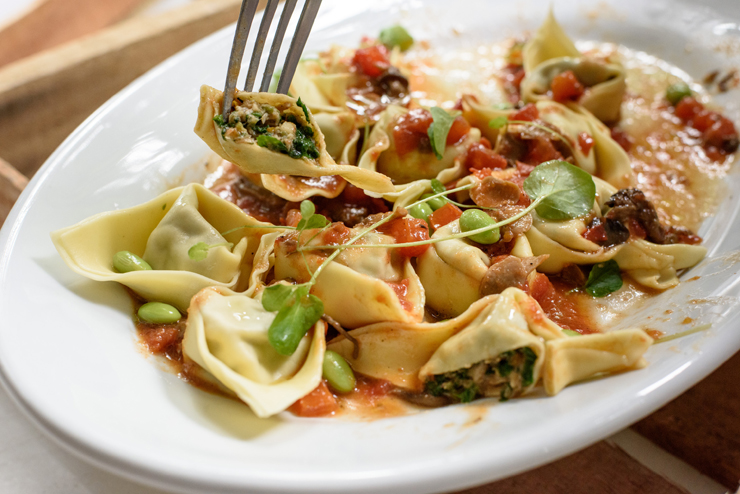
left=471, top=167, right=494, bottom=180
left=428, top=202, right=463, bottom=230
left=285, top=208, right=302, bottom=227
left=529, top=273, right=596, bottom=333
left=466, top=143, right=508, bottom=171
left=673, top=97, right=739, bottom=157
left=582, top=221, right=608, bottom=244
left=378, top=217, right=430, bottom=257
left=479, top=137, right=493, bottom=149
left=515, top=160, right=536, bottom=178
left=322, top=223, right=353, bottom=245
left=393, top=109, right=470, bottom=155
left=674, top=96, right=704, bottom=122
left=393, top=109, right=433, bottom=155
left=289, top=381, right=338, bottom=417
left=446, top=116, right=471, bottom=145
left=352, top=45, right=390, bottom=78
left=610, top=127, right=632, bottom=152
left=704, top=115, right=739, bottom=152
left=578, top=132, right=594, bottom=154
left=525, top=136, right=562, bottom=164
left=551, top=70, right=585, bottom=102
left=691, top=110, right=719, bottom=133
left=509, top=103, right=539, bottom=122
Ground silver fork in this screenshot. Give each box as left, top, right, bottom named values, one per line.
left=220, top=0, right=323, bottom=118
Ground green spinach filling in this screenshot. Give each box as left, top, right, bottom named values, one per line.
left=213, top=96, right=319, bottom=160
left=424, top=347, right=537, bottom=403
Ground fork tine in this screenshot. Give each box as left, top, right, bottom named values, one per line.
left=243, top=0, right=280, bottom=92
left=275, top=0, right=323, bottom=95
left=221, top=0, right=261, bottom=117
left=258, top=0, right=299, bottom=93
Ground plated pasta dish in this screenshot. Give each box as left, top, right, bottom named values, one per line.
left=51, top=12, right=738, bottom=420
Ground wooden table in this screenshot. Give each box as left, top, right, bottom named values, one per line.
left=0, top=1, right=737, bottom=492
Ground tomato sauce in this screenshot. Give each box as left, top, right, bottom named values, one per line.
left=530, top=273, right=598, bottom=334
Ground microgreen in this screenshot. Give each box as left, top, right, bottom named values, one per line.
left=296, top=200, right=329, bottom=230
left=427, top=107, right=461, bottom=160
left=583, top=260, right=622, bottom=297
left=190, top=163, right=597, bottom=356
left=653, top=323, right=711, bottom=344
left=187, top=241, right=234, bottom=261
left=430, top=178, right=494, bottom=210
left=302, top=161, right=594, bottom=253
left=263, top=284, right=324, bottom=356
left=488, top=116, right=508, bottom=129
left=523, top=160, right=595, bottom=220
left=562, top=329, right=582, bottom=337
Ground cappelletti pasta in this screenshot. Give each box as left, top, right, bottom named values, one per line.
left=52, top=13, right=737, bottom=419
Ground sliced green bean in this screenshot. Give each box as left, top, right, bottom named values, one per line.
left=666, top=82, right=691, bottom=105
left=459, top=209, right=500, bottom=244
left=323, top=350, right=356, bottom=393
left=420, top=193, right=446, bottom=211
left=408, top=203, right=433, bottom=222
left=138, top=302, right=181, bottom=324
left=113, top=251, right=152, bottom=273
left=379, top=25, right=414, bottom=52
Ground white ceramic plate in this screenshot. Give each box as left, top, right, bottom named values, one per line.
left=2, top=1, right=740, bottom=493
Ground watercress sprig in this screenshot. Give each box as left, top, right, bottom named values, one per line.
left=301, top=160, right=595, bottom=252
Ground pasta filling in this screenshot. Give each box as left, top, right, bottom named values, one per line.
left=424, top=347, right=538, bottom=403
left=215, top=93, right=320, bottom=160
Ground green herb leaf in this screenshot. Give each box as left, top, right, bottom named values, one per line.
left=488, top=116, right=508, bottom=129
left=261, top=283, right=298, bottom=312
left=379, top=25, right=414, bottom=51
left=188, top=242, right=210, bottom=261
left=304, top=214, right=329, bottom=229
left=256, top=134, right=288, bottom=153
left=296, top=97, right=311, bottom=123
left=584, top=260, right=623, bottom=297
left=427, top=107, right=461, bottom=160
left=267, top=286, right=325, bottom=356
left=522, top=160, right=596, bottom=220
left=300, top=200, right=315, bottom=219
left=213, top=114, right=226, bottom=126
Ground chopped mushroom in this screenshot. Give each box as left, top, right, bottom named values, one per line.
left=479, top=255, right=548, bottom=296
